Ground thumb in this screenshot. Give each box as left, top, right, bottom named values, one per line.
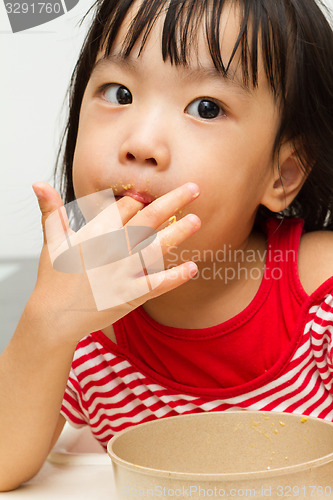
left=32, top=182, right=68, bottom=244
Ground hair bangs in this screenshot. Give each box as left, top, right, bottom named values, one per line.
left=99, top=0, right=288, bottom=101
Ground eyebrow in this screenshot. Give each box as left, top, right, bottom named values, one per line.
left=91, top=54, right=253, bottom=96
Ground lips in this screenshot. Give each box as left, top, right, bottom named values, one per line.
left=115, top=189, right=156, bottom=205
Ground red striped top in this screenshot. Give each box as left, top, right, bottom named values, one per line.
left=61, top=218, right=333, bottom=449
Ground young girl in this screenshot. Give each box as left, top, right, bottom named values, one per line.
left=1, top=0, right=333, bottom=490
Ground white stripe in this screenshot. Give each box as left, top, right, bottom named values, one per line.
left=86, top=381, right=158, bottom=417
left=307, top=398, right=333, bottom=419
left=82, top=366, right=145, bottom=401
left=170, top=402, right=200, bottom=413
left=269, top=369, right=321, bottom=412
left=89, top=399, right=154, bottom=432
left=151, top=388, right=198, bottom=403
left=82, top=373, right=130, bottom=402
left=197, top=400, right=228, bottom=411
left=89, top=392, right=171, bottom=429
left=61, top=399, right=86, bottom=423
left=311, top=323, right=331, bottom=337
left=303, top=319, right=314, bottom=334
left=286, top=338, right=311, bottom=362
left=223, top=348, right=314, bottom=405
left=91, top=396, right=197, bottom=433
left=75, top=356, right=114, bottom=381
left=313, top=307, right=333, bottom=322
left=241, top=362, right=316, bottom=410
left=85, top=383, right=133, bottom=409
left=74, top=351, right=109, bottom=376
left=93, top=409, right=154, bottom=439
left=308, top=305, right=320, bottom=315
left=314, top=356, right=330, bottom=369
left=74, top=338, right=97, bottom=359
left=291, top=379, right=325, bottom=413
left=59, top=410, right=86, bottom=429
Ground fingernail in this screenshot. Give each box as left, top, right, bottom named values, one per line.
left=186, top=183, right=200, bottom=198
left=186, top=214, right=201, bottom=228
left=188, top=262, right=198, bottom=277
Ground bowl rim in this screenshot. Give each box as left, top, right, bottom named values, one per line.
left=107, top=411, right=333, bottom=481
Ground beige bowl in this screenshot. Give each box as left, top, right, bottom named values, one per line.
left=108, top=411, right=333, bottom=499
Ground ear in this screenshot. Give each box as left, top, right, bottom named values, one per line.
left=260, top=144, right=308, bottom=213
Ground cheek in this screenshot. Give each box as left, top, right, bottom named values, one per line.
left=72, top=138, right=95, bottom=198
left=72, top=117, right=115, bottom=197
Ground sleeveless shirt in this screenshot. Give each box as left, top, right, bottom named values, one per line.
left=61, top=218, right=333, bottom=448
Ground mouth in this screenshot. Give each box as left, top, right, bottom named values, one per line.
left=115, top=189, right=156, bottom=206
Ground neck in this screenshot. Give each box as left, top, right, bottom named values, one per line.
left=143, top=230, right=267, bottom=328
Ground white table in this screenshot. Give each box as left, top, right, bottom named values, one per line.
left=1, top=424, right=117, bottom=499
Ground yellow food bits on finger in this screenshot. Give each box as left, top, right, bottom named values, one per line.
left=168, top=215, right=177, bottom=225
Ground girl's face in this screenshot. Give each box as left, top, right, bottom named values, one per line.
left=73, top=2, right=283, bottom=257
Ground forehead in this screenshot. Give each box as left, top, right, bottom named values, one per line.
left=95, top=0, right=269, bottom=93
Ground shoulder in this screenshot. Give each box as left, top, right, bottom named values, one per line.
left=298, top=230, right=333, bottom=296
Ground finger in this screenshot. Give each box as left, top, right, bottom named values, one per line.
left=61, top=197, right=144, bottom=274
left=73, top=202, right=123, bottom=244
left=156, top=213, right=201, bottom=253
left=32, top=183, right=69, bottom=245
left=131, top=213, right=201, bottom=272
left=74, top=195, right=144, bottom=245
left=127, top=183, right=200, bottom=230
left=134, top=261, right=199, bottom=302
left=116, top=195, right=145, bottom=225
left=73, top=187, right=144, bottom=225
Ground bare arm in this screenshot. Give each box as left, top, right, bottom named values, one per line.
left=0, top=304, right=75, bottom=490
left=0, top=182, right=200, bottom=491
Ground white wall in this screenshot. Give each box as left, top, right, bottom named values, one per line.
left=0, top=0, right=332, bottom=258
left=0, top=0, right=95, bottom=257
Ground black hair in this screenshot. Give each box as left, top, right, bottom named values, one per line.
left=55, top=0, right=333, bottom=232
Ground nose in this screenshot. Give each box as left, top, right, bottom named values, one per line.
left=118, top=111, right=171, bottom=171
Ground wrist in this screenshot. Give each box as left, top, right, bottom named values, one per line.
left=21, top=294, right=82, bottom=350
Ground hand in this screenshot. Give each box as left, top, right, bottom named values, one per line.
left=29, top=182, right=201, bottom=343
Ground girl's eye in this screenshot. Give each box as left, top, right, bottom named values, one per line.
left=186, top=98, right=224, bottom=120
left=103, top=84, right=132, bottom=105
